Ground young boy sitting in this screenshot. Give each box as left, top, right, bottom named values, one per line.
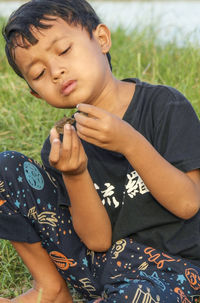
left=0, top=0, right=200, bottom=302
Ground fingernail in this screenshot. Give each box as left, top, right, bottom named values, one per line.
left=53, top=138, right=60, bottom=143
left=65, top=123, right=71, bottom=130
left=76, top=104, right=80, bottom=109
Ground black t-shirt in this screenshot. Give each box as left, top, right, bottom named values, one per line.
left=41, top=78, right=200, bottom=264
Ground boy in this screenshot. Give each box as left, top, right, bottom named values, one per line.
left=0, top=0, right=200, bottom=302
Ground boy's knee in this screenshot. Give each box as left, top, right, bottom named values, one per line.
left=0, top=151, right=28, bottom=178
left=0, top=151, right=26, bottom=165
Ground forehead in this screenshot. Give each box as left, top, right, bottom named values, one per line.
left=28, top=17, right=84, bottom=43
left=13, top=16, right=88, bottom=55
left=14, top=18, right=84, bottom=62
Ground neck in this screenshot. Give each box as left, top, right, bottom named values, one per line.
left=92, top=74, right=135, bottom=118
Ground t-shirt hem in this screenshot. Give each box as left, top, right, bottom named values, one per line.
left=174, top=159, right=200, bottom=173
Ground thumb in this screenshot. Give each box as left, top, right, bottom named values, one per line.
left=50, top=127, right=59, bottom=144
left=49, top=138, right=61, bottom=166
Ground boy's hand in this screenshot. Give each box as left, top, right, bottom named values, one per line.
left=49, top=124, right=88, bottom=175
left=75, top=104, right=133, bottom=154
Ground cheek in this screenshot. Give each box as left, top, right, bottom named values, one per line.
left=73, top=42, right=105, bottom=72
left=79, top=52, right=107, bottom=80
left=31, top=77, right=52, bottom=95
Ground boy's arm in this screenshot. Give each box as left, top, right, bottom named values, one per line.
left=1, top=241, right=73, bottom=303
left=74, top=104, right=200, bottom=220
left=123, top=130, right=200, bottom=219
left=49, top=126, right=112, bottom=252
left=63, top=170, right=112, bottom=252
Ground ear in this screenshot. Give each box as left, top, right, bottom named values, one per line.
left=30, top=90, right=42, bottom=99
left=93, top=24, right=112, bottom=54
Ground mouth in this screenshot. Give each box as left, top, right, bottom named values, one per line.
left=61, top=80, right=77, bottom=96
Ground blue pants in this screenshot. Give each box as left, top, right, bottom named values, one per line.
left=0, top=151, right=200, bottom=302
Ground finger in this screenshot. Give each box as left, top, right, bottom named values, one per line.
left=49, top=138, right=61, bottom=165
left=76, top=121, right=102, bottom=140
left=50, top=127, right=59, bottom=144
left=77, top=132, right=103, bottom=150
left=62, top=123, right=72, bottom=158
left=71, top=126, right=81, bottom=162
left=76, top=126, right=103, bottom=145
left=74, top=112, right=100, bottom=131
left=76, top=103, right=106, bottom=119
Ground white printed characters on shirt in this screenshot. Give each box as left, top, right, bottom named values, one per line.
left=94, top=182, right=120, bottom=208
left=94, top=169, right=149, bottom=209
left=126, top=170, right=149, bottom=198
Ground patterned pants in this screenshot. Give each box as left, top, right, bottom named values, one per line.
left=0, top=151, right=200, bottom=303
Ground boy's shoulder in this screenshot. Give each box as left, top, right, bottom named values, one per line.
left=130, top=78, right=188, bottom=104
left=123, top=78, right=199, bottom=130
left=126, top=78, right=193, bottom=116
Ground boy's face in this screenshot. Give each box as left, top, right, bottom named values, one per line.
left=14, top=17, right=111, bottom=108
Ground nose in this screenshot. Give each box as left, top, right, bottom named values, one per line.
left=50, top=59, right=66, bottom=82
left=52, top=69, right=65, bottom=82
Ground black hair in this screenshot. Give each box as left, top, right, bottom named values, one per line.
left=2, top=0, right=112, bottom=81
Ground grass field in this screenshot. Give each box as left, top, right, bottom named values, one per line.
left=0, top=17, right=200, bottom=301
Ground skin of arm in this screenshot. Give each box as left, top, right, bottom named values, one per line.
left=49, top=125, right=112, bottom=252
left=0, top=241, right=73, bottom=303
left=74, top=103, right=200, bottom=220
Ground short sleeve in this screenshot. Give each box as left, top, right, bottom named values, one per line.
left=0, top=213, right=41, bottom=242
left=153, top=87, right=200, bottom=172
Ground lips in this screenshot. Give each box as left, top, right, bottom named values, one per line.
left=61, top=80, right=77, bottom=96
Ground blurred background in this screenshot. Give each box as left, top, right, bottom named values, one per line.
left=0, top=0, right=199, bottom=301
left=0, top=0, right=200, bottom=45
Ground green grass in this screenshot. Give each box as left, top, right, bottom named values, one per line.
left=0, top=18, right=200, bottom=301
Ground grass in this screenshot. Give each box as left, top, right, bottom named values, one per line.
left=0, top=17, right=200, bottom=301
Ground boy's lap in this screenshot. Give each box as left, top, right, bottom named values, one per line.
left=94, top=238, right=200, bottom=303
left=1, top=152, right=200, bottom=302
left=88, top=281, right=179, bottom=303
left=88, top=277, right=200, bottom=303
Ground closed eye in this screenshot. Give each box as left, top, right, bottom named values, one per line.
left=33, top=70, right=45, bottom=81
left=59, top=46, right=71, bottom=56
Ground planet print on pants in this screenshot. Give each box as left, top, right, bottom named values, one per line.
left=23, top=161, right=44, bottom=190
